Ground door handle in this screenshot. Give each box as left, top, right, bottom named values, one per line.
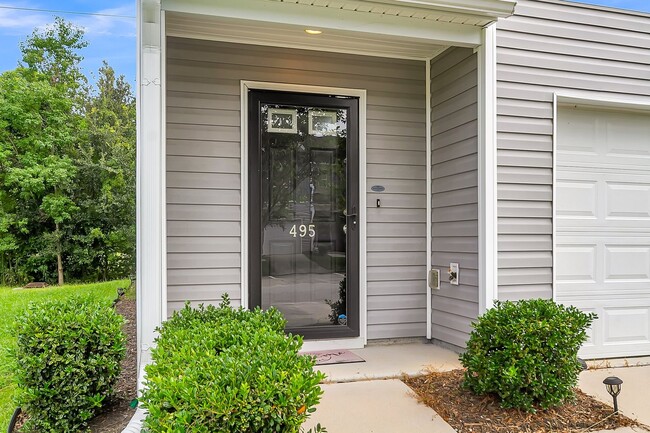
left=346, top=208, right=357, bottom=228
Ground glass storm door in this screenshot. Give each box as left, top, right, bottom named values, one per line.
left=248, top=90, right=359, bottom=339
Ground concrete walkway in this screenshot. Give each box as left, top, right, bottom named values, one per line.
left=302, top=342, right=650, bottom=433
left=303, top=341, right=460, bottom=432
left=302, top=379, right=456, bottom=433
left=314, top=341, right=461, bottom=383
left=579, top=365, right=650, bottom=427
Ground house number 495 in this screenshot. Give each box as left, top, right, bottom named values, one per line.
left=290, top=224, right=315, bottom=238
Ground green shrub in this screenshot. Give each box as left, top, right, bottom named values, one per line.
left=141, top=295, right=325, bottom=433
left=14, top=297, right=126, bottom=432
left=459, top=299, right=596, bottom=411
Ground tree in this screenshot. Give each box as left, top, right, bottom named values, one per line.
left=69, top=63, right=136, bottom=281
left=20, top=16, right=88, bottom=93
left=0, top=68, right=81, bottom=285
left=1, top=19, right=82, bottom=285
left=0, top=18, right=136, bottom=286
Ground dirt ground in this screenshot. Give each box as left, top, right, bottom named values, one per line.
left=404, top=369, right=645, bottom=433
left=87, top=297, right=138, bottom=432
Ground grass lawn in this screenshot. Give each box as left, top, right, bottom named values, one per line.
left=0, top=279, right=129, bottom=428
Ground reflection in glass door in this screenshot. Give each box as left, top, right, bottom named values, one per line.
left=249, top=91, right=359, bottom=339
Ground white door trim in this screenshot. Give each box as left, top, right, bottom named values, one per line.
left=241, top=80, right=368, bottom=350
left=425, top=57, right=433, bottom=340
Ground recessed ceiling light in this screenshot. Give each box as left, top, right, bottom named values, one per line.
left=305, top=29, right=323, bottom=35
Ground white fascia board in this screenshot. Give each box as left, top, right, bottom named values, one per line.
left=137, top=0, right=165, bottom=363
left=373, top=0, right=516, bottom=17
left=477, top=23, right=498, bottom=314
left=162, top=0, right=483, bottom=47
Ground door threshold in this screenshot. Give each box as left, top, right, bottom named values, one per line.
left=301, top=336, right=365, bottom=352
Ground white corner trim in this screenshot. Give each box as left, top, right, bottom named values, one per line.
left=136, top=0, right=142, bottom=366
left=477, top=23, right=498, bottom=314
left=137, top=0, right=165, bottom=365
left=425, top=57, right=433, bottom=340
left=240, top=80, right=368, bottom=349
left=160, top=10, right=167, bottom=326
left=240, top=81, right=250, bottom=310
left=552, top=93, right=558, bottom=303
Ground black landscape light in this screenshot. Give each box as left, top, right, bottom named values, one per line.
left=603, top=376, right=623, bottom=414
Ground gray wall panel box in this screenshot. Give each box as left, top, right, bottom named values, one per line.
left=428, top=269, right=440, bottom=290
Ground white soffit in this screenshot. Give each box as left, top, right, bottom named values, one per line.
left=163, top=0, right=516, bottom=49
left=166, top=13, right=449, bottom=60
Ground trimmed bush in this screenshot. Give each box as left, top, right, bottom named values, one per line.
left=460, top=299, right=596, bottom=411
left=14, top=297, right=126, bottom=432
left=141, top=295, right=325, bottom=433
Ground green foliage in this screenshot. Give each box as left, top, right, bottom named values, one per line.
left=13, top=296, right=126, bottom=432
left=68, top=62, right=136, bottom=282
left=20, top=17, right=88, bottom=93
left=141, top=295, right=325, bottom=433
left=0, top=18, right=135, bottom=285
left=0, top=280, right=127, bottom=428
left=325, top=277, right=346, bottom=324
left=460, top=299, right=597, bottom=412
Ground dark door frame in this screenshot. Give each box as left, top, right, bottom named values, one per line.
left=248, top=89, right=360, bottom=339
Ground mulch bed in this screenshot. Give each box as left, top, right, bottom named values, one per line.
left=404, top=369, right=645, bottom=433
left=87, top=297, right=138, bottom=433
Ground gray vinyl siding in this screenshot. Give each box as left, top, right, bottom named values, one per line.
left=495, top=0, right=650, bottom=301
left=430, top=47, right=479, bottom=349
left=166, top=38, right=428, bottom=339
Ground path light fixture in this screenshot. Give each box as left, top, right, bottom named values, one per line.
left=603, top=376, right=623, bottom=414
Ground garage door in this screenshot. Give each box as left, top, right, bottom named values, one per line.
left=556, top=105, right=650, bottom=359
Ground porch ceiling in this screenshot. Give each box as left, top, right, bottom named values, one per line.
left=163, top=0, right=516, bottom=54
left=166, top=13, right=449, bottom=60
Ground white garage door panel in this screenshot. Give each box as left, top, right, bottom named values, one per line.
left=605, top=246, right=650, bottom=281
left=557, top=106, right=650, bottom=169
left=556, top=180, right=598, bottom=220
left=556, top=236, right=650, bottom=294
left=556, top=172, right=650, bottom=230
left=607, top=183, right=650, bottom=221
left=555, top=243, right=597, bottom=283
left=561, top=299, right=650, bottom=359
left=557, top=105, right=650, bottom=358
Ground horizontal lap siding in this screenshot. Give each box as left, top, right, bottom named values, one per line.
left=496, top=0, right=650, bottom=301
left=167, top=38, right=428, bottom=339
left=430, top=47, right=479, bottom=349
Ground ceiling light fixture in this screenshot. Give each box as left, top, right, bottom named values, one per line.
left=305, top=29, right=323, bottom=35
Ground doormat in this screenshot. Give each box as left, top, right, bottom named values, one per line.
left=302, top=349, right=365, bottom=366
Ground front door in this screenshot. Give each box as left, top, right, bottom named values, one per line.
left=248, top=90, right=359, bottom=339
